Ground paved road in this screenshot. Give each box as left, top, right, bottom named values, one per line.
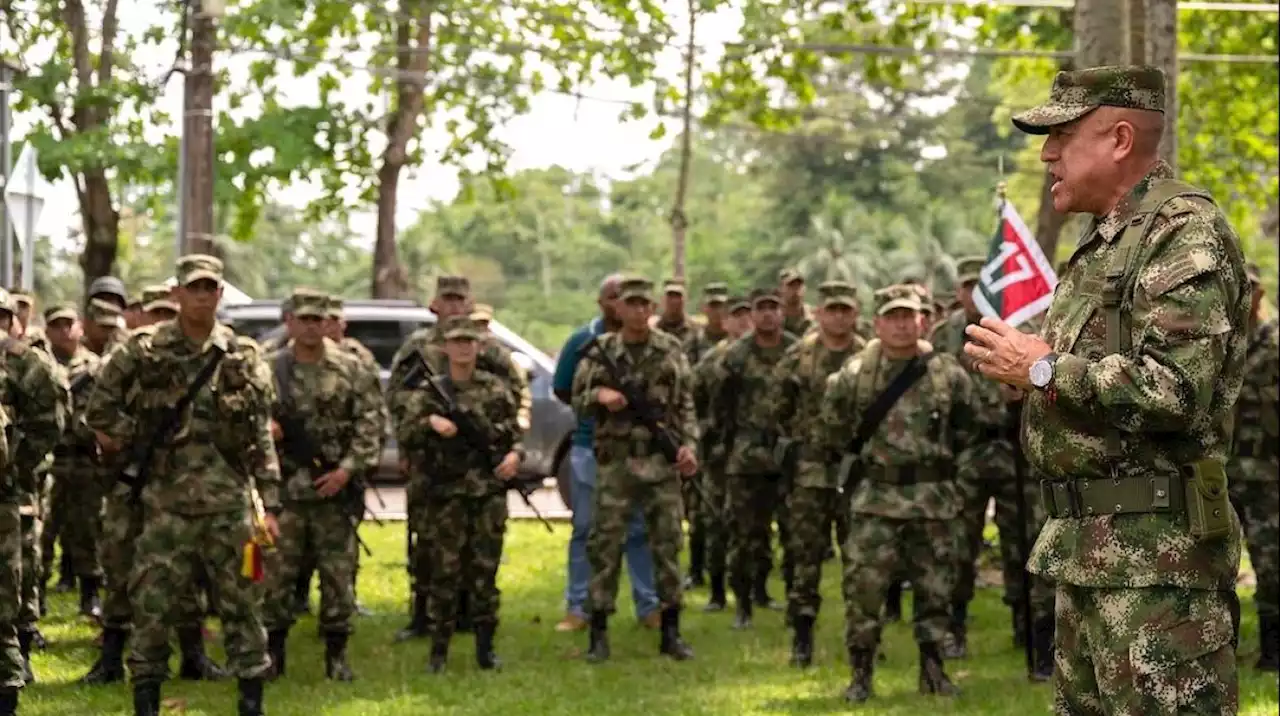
left=366, top=482, right=571, bottom=522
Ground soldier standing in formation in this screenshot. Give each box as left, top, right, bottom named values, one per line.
left=263, top=288, right=384, bottom=682
left=87, top=255, right=280, bottom=716
left=1230, top=263, right=1279, bottom=671
left=967, top=65, right=1248, bottom=713
left=397, top=315, right=523, bottom=672
left=571, top=276, right=698, bottom=662
left=819, top=284, right=975, bottom=703
left=681, top=283, right=728, bottom=590
left=769, top=280, right=865, bottom=666
left=778, top=269, right=814, bottom=336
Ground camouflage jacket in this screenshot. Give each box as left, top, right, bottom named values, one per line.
left=930, top=308, right=1019, bottom=474
left=692, top=337, right=733, bottom=465
left=54, top=345, right=102, bottom=455
left=268, top=340, right=386, bottom=503
left=397, top=369, right=523, bottom=497
left=782, top=305, right=814, bottom=337
left=770, top=331, right=864, bottom=488
left=339, top=336, right=379, bottom=373
left=1, top=338, right=68, bottom=505
left=817, top=339, right=976, bottom=519
left=704, top=332, right=798, bottom=476
left=387, top=324, right=531, bottom=432
left=1025, top=162, right=1249, bottom=591
left=83, top=325, right=129, bottom=357
left=85, top=321, right=282, bottom=515
left=654, top=314, right=715, bottom=369
left=1231, top=318, right=1279, bottom=473
left=571, top=329, right=697, bottom=474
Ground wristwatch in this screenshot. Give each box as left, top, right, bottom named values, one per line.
left=1029, top=353, right=1059, bottom=390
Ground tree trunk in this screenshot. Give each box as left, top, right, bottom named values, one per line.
left=371, top=4, right=433, bottom=299
left=1142, top=0, right=1178, bottom=170
left=77, top=170, right=121, bottom=293
left=183, top=3, right=217, bottom=256
left=1075, top=0, right=1129, bottom=68
left=1127, top=0, right=1145, bottom=65
left=668, top=0, right=697, bottom=282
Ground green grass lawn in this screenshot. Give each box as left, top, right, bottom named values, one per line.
left=23, top=522, right=1280, bottom=715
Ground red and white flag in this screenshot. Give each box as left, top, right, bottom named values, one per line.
left=973, top=201, right=1058, bottom=328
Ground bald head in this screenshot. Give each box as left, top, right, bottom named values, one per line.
left=598, top=273, right=624, bottom=327
left=599, top=273, right=624, bottom=298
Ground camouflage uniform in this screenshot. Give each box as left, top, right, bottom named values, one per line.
left=387, top=276, right=531, bottom=641
left=705, top=290, right=797, bottom=627
left=1013, top=67, right=1248, bottom=715
left=779, top=269, right=815, bottom=337
left=818, top=285, right=976, bottom=702
left=770, top=282, right=865, bottom=647
left=396, top=317, right=521, bottom=671
left=571, top=277, right=697, bottom=662
left=1229, top=266, right=1279, bottom=670
left=930, top=259, right=1054, bottom=658
left=85, top=255, right=280, bottom=714
left=0, top=346, right=17, bottom=711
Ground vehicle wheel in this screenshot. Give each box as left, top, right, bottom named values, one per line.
left=555, top=452, right=573, bottom=512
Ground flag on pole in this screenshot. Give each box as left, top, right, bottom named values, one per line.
left=973, top=200, right=1058, bottom=328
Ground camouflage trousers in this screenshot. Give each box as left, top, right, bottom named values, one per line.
left=424, top=491, right=507, bottom=639
left=588, top=456, right=684, bottom=616
left=1228, top=461, right=1279, bottom=620
left=786, top=485, right=849, bottom=619
left=842, top=516, right=959, bottom=651
left=18, top=512, right=40, bottom=631
left=725, top=473, right=786, bottom=597
left=407, top=479, right=432, bottom=598
left=701, top=463, right=729, bottom=578
left=100, top=488, right=207, bottom=630
left=1053, top=584, right=1237, bottom=716
left=47, top=460, right=104, bottom=579
left=264, top=500, right=357, bottom=634
left=39, top=473, right=66, bottom=583
left=128, top=508, right=271, bottom=685
left=0, top=503, right=24, bottom=689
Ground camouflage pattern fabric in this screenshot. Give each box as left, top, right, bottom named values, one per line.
left=1053, top=584, right=1236, bottom=715
left=1012, top=64, right=1166, bottom=135
left=1018, top=162, right=1249, bottom=712
left=48, top=345, right=103, bottom=580
left=0, top=504, right=22, bottom=690
left=692, top=339, right=733, bottom=581
left=1229, top=318, right=1279, bottom=619
left=786, top=485, right=848, bottom=619
left=422, top=493, right=507, bottom=639
left=653, top=314, right=709, bottom=537
left=264, top=502, right=358, bottom=633
left=782, top=308, right=813, bottom=339
left=571, top=329, right=697, bottom=615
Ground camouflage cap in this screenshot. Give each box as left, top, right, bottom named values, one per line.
left=435, top=275, right=470, bottom=298
left=43, top=303, right=77, bottom=324
left=141, top=284, right=178, bottom=314
left=326, top=296, right=344, bottom=319
left=875, top=284, right=924, bottom=316
left=750, top=287, right=781, bottom=307
left=471, top=302, right=494, bottom=323
left=778, top=268, right=803, bottom=285
left=87, top=297, right=123, bottom=327
left=728, top=295, right=751, bottom=313
left=289, top=288, right=330, bottom=318
left=662, top=278, right=686, bottom=296
left=703, top=282, right=729, bottom=303
left=618, top=276, right=655, bottom=302
left=817, top=280, right=858, bottom=308
left=441, top=315, right=481, bottom=341
left=1246, top=263, right=1262, bottom=285
left=176, top=254, right=224, bottom=286
left=1012, top=65, right=1166, bottom=135
left=956, top=256, right=986, bottom=285
left=7, top=289, right=33, bottom=308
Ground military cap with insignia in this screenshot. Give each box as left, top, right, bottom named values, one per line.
left=441, top=315, right=481, bottom=341
left=289, top=288, right=330, bottom=318
left=435, top=275, right=470, bottom=299
left=817, top=280, right=858, bottom=309
left=43, top=303, right=78, bottom=325
left=1012, top=65, right=1166, bottom=135
left=874, top=284, right=924, bottom=316
left=176, top=254, right=224, bottom=286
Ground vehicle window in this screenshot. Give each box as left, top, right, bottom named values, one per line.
left=346, top=320, right=419, bottom=369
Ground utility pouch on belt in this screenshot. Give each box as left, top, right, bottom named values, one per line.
left=1183, top=458, right=1231, bottom=541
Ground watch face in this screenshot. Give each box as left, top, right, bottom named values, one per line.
left=1030, top=359, right=1052, bottom=388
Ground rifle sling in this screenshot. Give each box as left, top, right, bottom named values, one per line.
left=848, top=352, right=939, bottom=458
left=127, top=343, right=227, bottom=491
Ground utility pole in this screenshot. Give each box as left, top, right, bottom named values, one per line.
left=0, top=60, right=16, bottom=287
left=181, top=0, right=222, bottom=257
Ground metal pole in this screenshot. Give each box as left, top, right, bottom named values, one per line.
left=176, top=92, right=188, bottom=260
left=20, top=137, right=33, bottom=291
left=0, top=62, right=13, bottom=288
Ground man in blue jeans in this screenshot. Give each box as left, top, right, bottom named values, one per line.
left=552, top=274, right=660, bottom=631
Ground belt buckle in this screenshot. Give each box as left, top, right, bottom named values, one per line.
left=1064, top=480, right=1084, bottom=518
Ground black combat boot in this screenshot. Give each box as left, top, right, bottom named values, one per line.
left=586, top=612, right=610, bottom=663
left=324, top=632, right=355, bottom=681
left=427, top=639, right=450, bottom=674
left=790, top=614, right=815, bottom=668
left=266, top=629, right=289, bottom=681
left=684, top=530, right=706, bottom=590
left=0, top=688, right=16, bottom=716
left=918, top=642, right=960, bottom=696
left=883, top=581, right=903, bottom=623
left=80, top=575, right=103, bottom=621
left=941, top=602, right=968, bottom=659
left=456, top=590, right=473, bottom=634
left=753, top=572, right=782, bottom=610
left=395, top=593, right=428, bottom=642
left=1258, top=614, right=1279, bottom=672
left=475, top=622, right=501, bottom=670
left=658, top=607, right=694, bottom=661
left=132, top=682, right=161, bottom=716
left=81, top=626, right=129, bottom=684
left=703, top=572, right=727, bottom=612
left=1030, top=615, right=1055, bottom=682
left=57, top=552, right=75, bottom=592
left=843, top=648, right=876, bottom=703
left=178, top=625, right=227, bottom=680
left=16, top=630, right=34, bottom=683
left=732, top=590, right=754, bottom=630
left=237, top=678, right=265, bottom=716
